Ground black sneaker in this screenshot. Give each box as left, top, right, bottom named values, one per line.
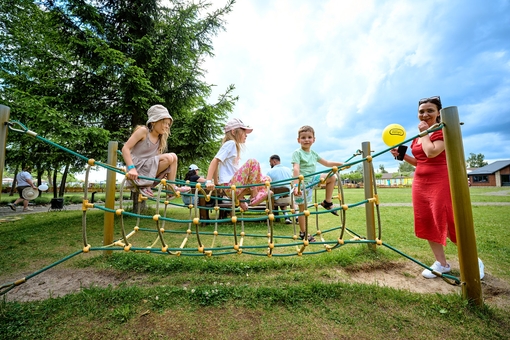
left=7, top=203, right=16, bottom=211
left=299, top=231, right=316, bottom=242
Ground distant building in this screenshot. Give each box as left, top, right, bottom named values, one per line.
left=467, top=160, right=510, bottom=187
left=376, top=172, right=414, bottom=187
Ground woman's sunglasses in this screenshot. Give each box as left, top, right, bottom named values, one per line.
left=418, top=96, right=441, bottom=106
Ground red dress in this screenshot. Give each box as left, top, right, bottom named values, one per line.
left=411, top=130, right=456, bottom=245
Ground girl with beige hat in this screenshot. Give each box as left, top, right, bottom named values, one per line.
left=122, top=104, right=190, bottom=197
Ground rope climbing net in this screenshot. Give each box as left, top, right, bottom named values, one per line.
left=0, top=120, right=461, bottom=296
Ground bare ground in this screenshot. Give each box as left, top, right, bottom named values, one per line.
left=2, top=261, right=509, bottom=310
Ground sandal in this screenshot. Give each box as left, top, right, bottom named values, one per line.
left=250, top=190, right=272, bottom=206
left=299, top=231, right=316, bottom=243
left=139, top=187, right=154, bottom=197
left=320, top=200, right=339, bottom=216
left=176, top=186, right=191, bottom=193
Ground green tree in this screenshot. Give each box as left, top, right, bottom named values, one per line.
left=466, top=153, right=488, bottom=168
left=398, top=161, right=415, bottom=174
left=1, top=0, right=237, bottom=192
left=379, top=164, right=388, bottom=173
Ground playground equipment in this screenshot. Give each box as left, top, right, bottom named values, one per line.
left=0, top=104, right=483, bottom=306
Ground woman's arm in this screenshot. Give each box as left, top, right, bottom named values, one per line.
left=390, top=147, right=417, bottom=166
left=419, top=134, right=445, bottom=158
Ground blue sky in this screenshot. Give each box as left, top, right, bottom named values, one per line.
left=201, top=0, right=510, bottom=175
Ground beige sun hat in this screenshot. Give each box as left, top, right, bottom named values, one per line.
left=146, top=104, right=173, bottom=126
left=22, top=187, right=39, bottom=200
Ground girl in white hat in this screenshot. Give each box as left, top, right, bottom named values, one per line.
left=122, top=104, right=189, bottom=197
left=204, top=118, right=271, bottom=211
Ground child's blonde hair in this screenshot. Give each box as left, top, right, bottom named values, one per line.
left=222, top=128, right=245, bottom=161
left=134, top=124, right=168, bottom=154
left=298, top=125, right=315, bottom=137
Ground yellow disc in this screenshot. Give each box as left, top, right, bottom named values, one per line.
left=382, top=124, right=406, bottom=146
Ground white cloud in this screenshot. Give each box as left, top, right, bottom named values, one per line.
left=201, top=0, right=510, bottom=176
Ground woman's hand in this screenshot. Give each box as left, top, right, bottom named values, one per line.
left=418, top=121, right=429, bottom=132
left=390, top=148, right=399, bottom=158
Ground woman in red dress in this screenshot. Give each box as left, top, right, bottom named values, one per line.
left=391, top=96, right=484, bottom=279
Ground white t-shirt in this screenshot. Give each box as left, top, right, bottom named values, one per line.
left=215, top=140, right=239, bottom=184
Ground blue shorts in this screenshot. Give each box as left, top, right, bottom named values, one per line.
left=294, top=174, right=321, bottom=205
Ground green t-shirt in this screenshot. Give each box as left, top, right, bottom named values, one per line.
left=291, top=148, right=321, bottom=182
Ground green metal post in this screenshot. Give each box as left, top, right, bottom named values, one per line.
left=103, top=141, right=118, bottom=255
left=362, top=141, right=376, bottom=250
left=442, top=106, right=483, bottom=306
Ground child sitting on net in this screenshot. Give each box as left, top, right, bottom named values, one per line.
left=122, top=104, right=189, bottom=197
left=204, top=118, right=271, bottom=211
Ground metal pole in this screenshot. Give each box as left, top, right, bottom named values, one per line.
left=362, top=141, right=376, bottom=250
left=441, top=106, right=483, bottom=306
left=0, top=105, right=10, bottom=202
left=103, top=141, right=118, bottom=255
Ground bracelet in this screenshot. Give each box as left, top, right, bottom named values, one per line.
left=127, top=165, right=136, bottom=171
left=206, top=179, right=213, bottom=183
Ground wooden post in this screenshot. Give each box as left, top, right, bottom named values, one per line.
left=103, top=141, right=118, bottom=255
left=362, top=141, right=376, bottom=250
left=442, top=106, right=483, bottom=306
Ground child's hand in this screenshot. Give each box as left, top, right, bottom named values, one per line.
left=127, top=168, right=138, bottom=180
left=206, top=180, right=215, bottom=190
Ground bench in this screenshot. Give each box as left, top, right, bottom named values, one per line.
left=195, top=187, right=292, bottom=221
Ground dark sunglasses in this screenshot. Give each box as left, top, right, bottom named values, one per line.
left=418, top=96, right=441, bottom=106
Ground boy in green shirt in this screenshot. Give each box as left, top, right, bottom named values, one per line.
left=291, top=125, right=343, bottom=242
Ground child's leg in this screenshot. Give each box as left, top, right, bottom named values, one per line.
left=322, top=173, right=337, bottom=203
left=158, top=153, right=189, bottom=192
left=158, top=152, right=178, bottom=180
left=229, top=159, right=267, bottom=197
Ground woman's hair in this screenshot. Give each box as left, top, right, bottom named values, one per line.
left=222, top=128, right=245, bottom=161
left=133, top=124, right=168, bottom=154
left=418, top=96, right=442, bottom=123
left=184, top=169, right=197, bottom=181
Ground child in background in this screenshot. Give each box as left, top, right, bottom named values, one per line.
left=205, top=118, right=271, bottom=211
left=292, top=125, right=343, bottom=242
left=122, top=104, right=189, bottom=197
left=183, top=164, right=205, bottom=206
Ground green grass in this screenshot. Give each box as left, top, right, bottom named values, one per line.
left=1, top=187, right=509, bottom=339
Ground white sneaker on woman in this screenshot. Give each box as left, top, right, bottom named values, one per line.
left=479, top=258, right=485, bottom=280
left=422, top=261, right=451, bottom=279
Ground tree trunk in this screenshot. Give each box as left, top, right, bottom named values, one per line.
left=52, top=168, right=58, bottom=198
left=59, top=164, right=70, bottom=197
left=131, top=191, right=147, bottom=214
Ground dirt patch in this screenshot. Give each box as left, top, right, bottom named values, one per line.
left=2, top=262, right=509, bottom=309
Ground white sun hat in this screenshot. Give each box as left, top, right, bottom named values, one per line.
left=22, top=187, right=39, bottom=200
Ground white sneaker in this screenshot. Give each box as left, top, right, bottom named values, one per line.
left=479, top=258, right=485, bottom=280
left=285, top=218, right=292, bottom=224
left=23, top=207, right=34, bottom=212
left=422, top=261, right=451, bottom=279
